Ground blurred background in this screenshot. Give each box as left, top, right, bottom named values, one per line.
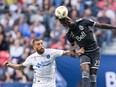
left=0, top=0, right=116, bottom=87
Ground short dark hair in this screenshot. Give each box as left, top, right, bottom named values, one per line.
left=32, top=38, right=41, bottom=45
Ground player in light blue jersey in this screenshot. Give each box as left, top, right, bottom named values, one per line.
left=4, top=38, right=84, bottom=87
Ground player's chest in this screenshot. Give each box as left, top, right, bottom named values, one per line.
left=68, top=25, right=88, bottom=41
left=32, top=55, right=53, bottom=68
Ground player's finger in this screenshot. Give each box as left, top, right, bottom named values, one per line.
left=3, top=61, right=9, bottom=66
left=71, top=53, right=77, bottom=58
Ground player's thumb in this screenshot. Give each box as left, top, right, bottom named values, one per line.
left=3, top=61, right=9, bottom=66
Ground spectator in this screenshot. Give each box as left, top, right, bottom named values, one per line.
left=52, top=0, right=64, bottom=7
left=32, top=19, right=46, bottom=39
left=91, top=1, right=101, bottom=16
left=0, top=33, right=9, bottom=51
left=28, top=0, right=40, bottom=12
left=13, top=70, right=27, bottom=83
left=0, top=24, right=4, bottom=33
left=83, top=8, right=103, bottom=47
left=0, top=64, right=11, bottom=82
left=98, top=9, right=113, bottom=46
left=69, top=5, right=80, bottom=20
left=23, top=65, right=34, bottom=82
left=9, top=40, right=24, bottom=63
left=50, top=20, right=66, bottom=49
left=71, top=0, right=85, bottom=16
left=0, top=0, right=9, bottom=13
left=18, top=17, right=31, bottom=38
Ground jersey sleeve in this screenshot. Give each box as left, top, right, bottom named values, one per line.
left=22, top=56, right=32, bottom=67
left=51, top=49, right=64, bottom=58
left=82, top=19, right=96, bottom=27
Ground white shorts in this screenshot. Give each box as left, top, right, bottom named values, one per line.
left=32, top=83, right=56, bottom=87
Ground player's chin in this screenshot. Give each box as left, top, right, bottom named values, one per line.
left=40, top=48, right=45, bottom=53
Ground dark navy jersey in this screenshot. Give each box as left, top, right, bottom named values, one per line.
left=66, top=18, right=99, bottom=52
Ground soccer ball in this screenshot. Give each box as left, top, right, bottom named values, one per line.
left=55, top=6, right=68, bottom=19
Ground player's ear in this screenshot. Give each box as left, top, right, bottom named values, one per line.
left=32, top=43, right=36, bottom=49
left=31, top=39, right=35, bottom=49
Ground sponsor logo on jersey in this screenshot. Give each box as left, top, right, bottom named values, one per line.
left=71, top=31, right=86, bottom=41
left=36, top=60, right=51, bottom=68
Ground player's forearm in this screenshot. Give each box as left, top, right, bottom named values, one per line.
left=7, top=63, right=25, bottom=70
left=97, top=23, right=116, bottom=29
left=75, top=50, right=80, bottom=54
left=63, top=50, right=70, bottom=55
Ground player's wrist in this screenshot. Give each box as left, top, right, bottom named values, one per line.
left=76, top=51, right=80, bottom=54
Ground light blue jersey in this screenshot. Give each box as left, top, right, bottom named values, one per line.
left=22, top=49, right=63, bottom=87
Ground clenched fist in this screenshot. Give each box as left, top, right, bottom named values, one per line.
left=4, top=61, right=10, bottom=67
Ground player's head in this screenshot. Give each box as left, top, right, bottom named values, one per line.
left=55, top=6, right=74, bottom=28
left=58, top=17, right=74, bottom=28
left=32, top=39, right=45, bottom=54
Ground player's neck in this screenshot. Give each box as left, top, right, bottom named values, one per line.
left=69, top=22, right=76, bottom=29
left=37, top=51, right=44, bottom=55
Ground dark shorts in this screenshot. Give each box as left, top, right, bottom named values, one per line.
left=79, top=48, right=100, bottom=69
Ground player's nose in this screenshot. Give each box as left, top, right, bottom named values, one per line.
left=40, top=45, right=44, bottom=49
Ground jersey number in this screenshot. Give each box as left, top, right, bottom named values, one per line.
left=94, top=60, right=100, bottom=67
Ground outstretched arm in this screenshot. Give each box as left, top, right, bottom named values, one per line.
left=4, top=61, right=26, bottom=70
left=95, top=22, right=116, bottom=29
left=62, top=47, right=85, bottom=56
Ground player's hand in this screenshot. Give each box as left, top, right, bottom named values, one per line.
left=4, top=61, right=10, bottom=67
left=70, top=49, right=77, bottom=58
left=78, top=47, right=85, bottom=55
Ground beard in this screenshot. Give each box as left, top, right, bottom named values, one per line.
left=37, top=48, right=45, bottom=54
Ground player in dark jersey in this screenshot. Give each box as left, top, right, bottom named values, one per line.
left=55, top=13, right=116, bottom=87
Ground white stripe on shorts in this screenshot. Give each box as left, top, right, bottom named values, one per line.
left=91, top=67, right=98, bottom=69
left=80, top=62, right=90, bottom=66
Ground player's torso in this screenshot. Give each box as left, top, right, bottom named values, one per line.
left=31, top=50, right=56, bottom=85
left=66, top=19, right=97, bottom=51
left=32, top=54, right=55, bottom=74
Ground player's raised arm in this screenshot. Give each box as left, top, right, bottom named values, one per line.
left=4, top=61, right=26, bottom=70
left=95, top=22, right=116, bottom=29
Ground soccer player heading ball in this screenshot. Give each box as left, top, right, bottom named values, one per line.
left=55, top=6, right=116, bottom=87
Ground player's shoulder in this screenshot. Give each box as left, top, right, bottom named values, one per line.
left=75, top=18, right=83, bottom=23
left=45, top=48, right=53, bottom=51
left=45, top=48, right=63, bottom=53
left=76, top=18, right=94, bottom=22
left=27, top=52, right=37, bottom=58
left=75, top=18, right=89, bottom=24
left=45, top=48, right=58, bottom=52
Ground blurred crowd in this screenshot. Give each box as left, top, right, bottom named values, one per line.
left=0, top=0, right=116, bottom=83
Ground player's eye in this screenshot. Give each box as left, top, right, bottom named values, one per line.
left=37, top=43, right=40, bottom=45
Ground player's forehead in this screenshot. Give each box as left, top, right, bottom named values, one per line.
left=34, top=40, right=43, bottom=44
left=59, top=17, right=71, bottom=23
left=59, top=17, right=67, bottom=21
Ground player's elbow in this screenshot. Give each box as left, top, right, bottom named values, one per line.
left=98, top=23, right=104, bottom=28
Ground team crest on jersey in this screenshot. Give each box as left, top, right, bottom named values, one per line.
left=79, top=25, right=84, bottom=30
left=46, top=54, right=50, bottom=59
